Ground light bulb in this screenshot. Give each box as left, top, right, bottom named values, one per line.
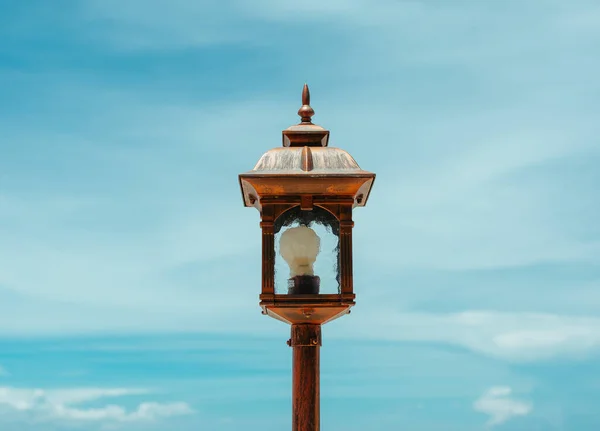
left=279, top=225, right=321, bottom=277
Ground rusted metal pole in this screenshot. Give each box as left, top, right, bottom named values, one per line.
left=289, top=324, right=321, bottom=431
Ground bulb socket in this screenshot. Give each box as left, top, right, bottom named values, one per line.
left=288, top=275, right=320, bottom=294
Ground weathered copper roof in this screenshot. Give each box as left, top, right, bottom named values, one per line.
left=249, top=146, right=368, bottom=174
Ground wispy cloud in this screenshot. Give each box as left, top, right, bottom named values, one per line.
left=0, top=386, right=193, bottom=424
left=76, top=0, right=270, bottom=49
left=474, top=386, right=532, bottom=428
left=332, top=310, right=600, bottom=362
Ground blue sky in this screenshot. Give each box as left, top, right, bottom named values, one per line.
left=1, top=0, right=600, bottom=429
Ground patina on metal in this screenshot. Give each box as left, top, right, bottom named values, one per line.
left=239, top=85, right=375, bottom=431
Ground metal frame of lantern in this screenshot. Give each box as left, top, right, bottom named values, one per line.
left=239, top=85, right=375, bottom=327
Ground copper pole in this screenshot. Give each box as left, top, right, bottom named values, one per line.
left=289, top=324, right=321, bottom=431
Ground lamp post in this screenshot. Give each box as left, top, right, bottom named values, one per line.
left=239, top=85, right=375, bottom=431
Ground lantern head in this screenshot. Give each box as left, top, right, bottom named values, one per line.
left=239, top=84, right=375, bottom=325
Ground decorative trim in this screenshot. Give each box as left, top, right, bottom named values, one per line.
left=261, top=206, right=275, bottom=295
left=300, top=146, right=314, bottom=171
left=339, top=204, right=354, bottom=295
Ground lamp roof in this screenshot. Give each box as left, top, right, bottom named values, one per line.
left=239, top=85, right=375, bottom=209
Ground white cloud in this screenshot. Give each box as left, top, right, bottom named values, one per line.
left=474, top=386, right=532, bottom=428
left=0, top=386, right=193, bottom=424
left=331, top=310, right=600, bottom=362
left=52, top=401, right=193, bottom=422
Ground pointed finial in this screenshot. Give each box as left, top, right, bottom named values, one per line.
left=297, top=83, right=315, bottom=124
left=302, top=83, right=310, bottom=106
left=282, top=83, right=329, bottom=147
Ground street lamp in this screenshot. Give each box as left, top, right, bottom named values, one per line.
left=239, top=85, right=375, bottom=431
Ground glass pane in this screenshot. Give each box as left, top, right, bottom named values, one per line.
left=274, top=206, right=340, bottom=295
